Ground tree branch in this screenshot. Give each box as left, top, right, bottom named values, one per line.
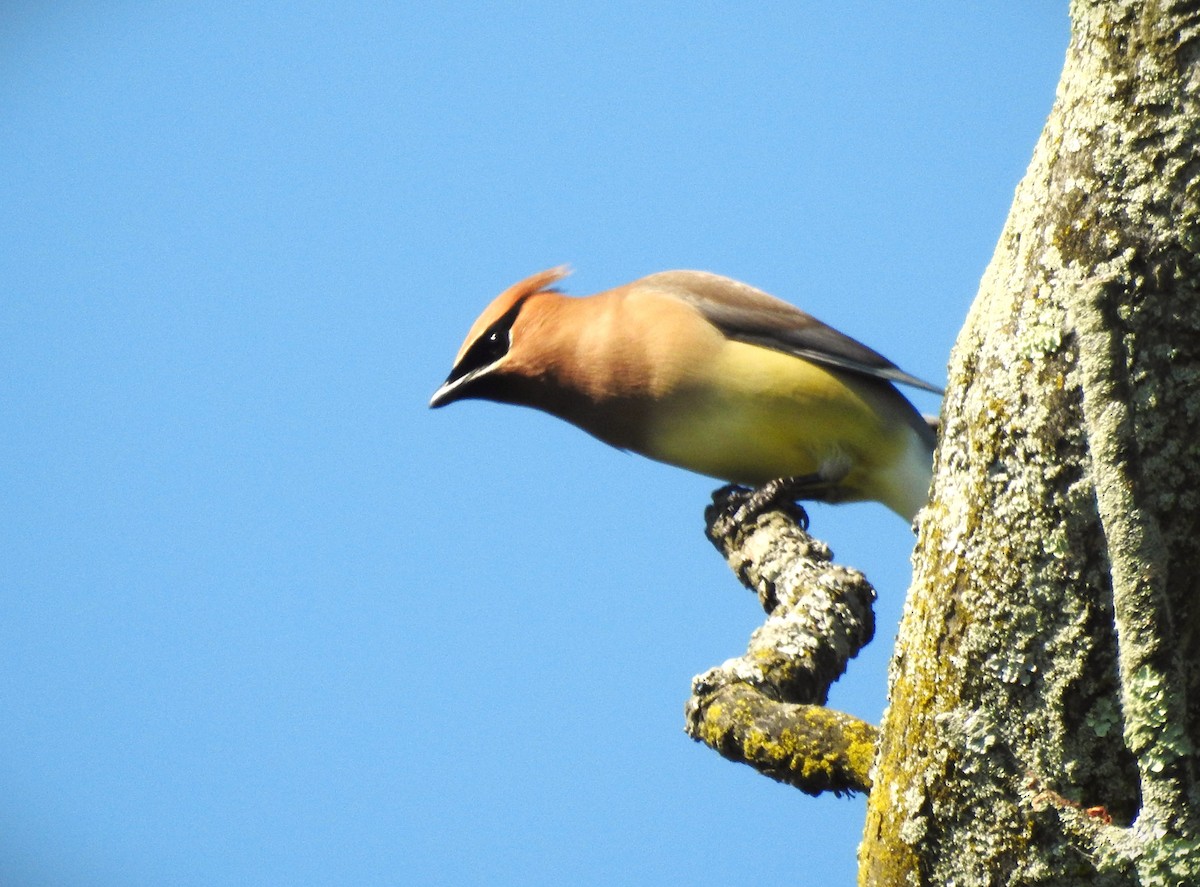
left=685, top=488, right=878, bottom=795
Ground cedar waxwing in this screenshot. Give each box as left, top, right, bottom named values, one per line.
left=430, top=268, right=941, bottom=521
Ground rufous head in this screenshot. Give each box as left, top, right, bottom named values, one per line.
left=429, top=266, right=571, bottom=408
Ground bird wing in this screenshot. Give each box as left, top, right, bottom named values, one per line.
left=639, top=270, right=944, bottom=394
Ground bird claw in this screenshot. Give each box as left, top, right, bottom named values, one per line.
left=708, top=477, right=823, bottom=533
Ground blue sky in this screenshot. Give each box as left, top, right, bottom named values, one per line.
left=2, top=5, right=1068, bottom=885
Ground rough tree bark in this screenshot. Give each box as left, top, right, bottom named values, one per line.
left=693, top=2, right=1200, bottom=884
left=861, top=1, right=1200, bottom=882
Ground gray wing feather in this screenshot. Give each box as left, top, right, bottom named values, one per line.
left=641, top=270, right=944, bottom=394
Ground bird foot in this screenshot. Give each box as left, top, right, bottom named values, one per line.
left=708, top=474, right=842, bottom=536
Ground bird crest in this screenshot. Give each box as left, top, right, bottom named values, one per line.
left=453, top=266, right=571, bottom=362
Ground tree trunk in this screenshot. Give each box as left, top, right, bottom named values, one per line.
left=860, top=1, right=1200, bottom=883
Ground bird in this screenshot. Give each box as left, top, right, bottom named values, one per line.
left=430, top=267, right=941, bottom=521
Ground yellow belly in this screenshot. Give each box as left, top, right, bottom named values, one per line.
left=640, top=341, right=921, bottom=509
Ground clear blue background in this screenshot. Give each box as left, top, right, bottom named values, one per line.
left=3, top=5, right=1067, bottom=885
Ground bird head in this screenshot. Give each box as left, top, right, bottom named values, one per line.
left=430, top=266, right=571, bottom=409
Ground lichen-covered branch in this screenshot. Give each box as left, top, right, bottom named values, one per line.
left=687, top=678, right=877, bottom=796
left=684, top=487, right=878, bottom=796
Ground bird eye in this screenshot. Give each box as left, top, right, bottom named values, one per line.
left=444, top=310, right=519, bottom=387
left=476, top=327, right=509, bottom=363
left=442, top=295, right=529, bottom=390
